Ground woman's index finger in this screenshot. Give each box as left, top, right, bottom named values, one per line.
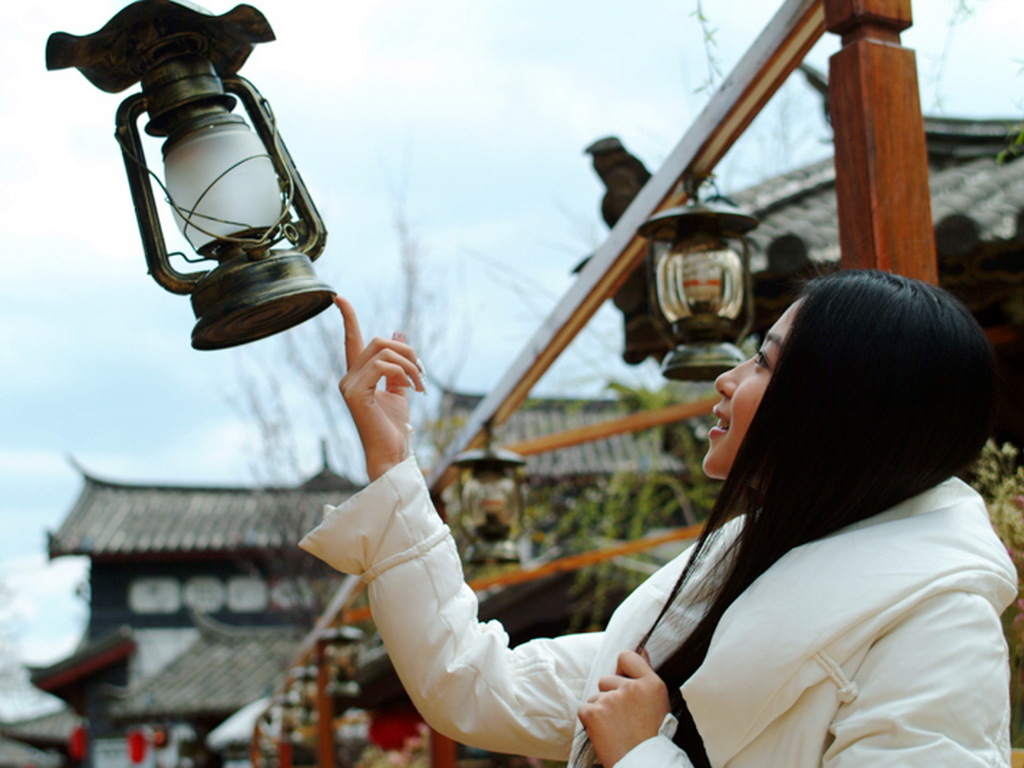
left=333, top=295, right=364, bottom=368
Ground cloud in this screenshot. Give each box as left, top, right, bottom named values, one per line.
left=0, top=554, right=87, bottom=666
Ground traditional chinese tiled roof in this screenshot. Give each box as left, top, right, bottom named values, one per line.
left=442, top=391, right=688, bottom=480
left=107, top=616, right=302, bottom=722
left=0, top=735, right=62, bottom=768
left=731, top=121, right=1024, bottom=279
left=48, top=463, right=359, bottom=560
left=30, top=626, right=135, bottom=694
left=0, top=708, right=79, bottom=749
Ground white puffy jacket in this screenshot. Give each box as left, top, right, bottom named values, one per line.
left=300, top=456, right=1017, bottom=767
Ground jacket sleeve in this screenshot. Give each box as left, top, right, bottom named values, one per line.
left=824, top=588, right=1012, bottom=767
left=299, top=456, right=601, bottom=761
left=611, top=715, right=695, bottom=768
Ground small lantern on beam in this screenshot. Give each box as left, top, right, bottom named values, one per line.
left=639, top=181, right=759, bottom=380
left=320, top=626, right=363, bottom=707
left=46, top=0, right=334, bottom=349
left=453, top=438, right=526, bottom=564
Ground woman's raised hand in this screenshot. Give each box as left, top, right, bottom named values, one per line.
left=334, top=296, right=426, bottom=481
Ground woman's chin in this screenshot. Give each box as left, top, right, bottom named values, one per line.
left=702, top=454, right=728, bottom=481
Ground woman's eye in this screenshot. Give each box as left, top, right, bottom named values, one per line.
left=755, top=350, right=769, bottom=369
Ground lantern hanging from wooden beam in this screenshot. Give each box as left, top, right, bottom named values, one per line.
left=639, top=182, right=759, bottom=380
left=453, top=439, right=526, bottom=564
left=46, top=0, right=334, bottom=350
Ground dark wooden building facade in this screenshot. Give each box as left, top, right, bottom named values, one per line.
left=30, top=461, right=357, bottom=768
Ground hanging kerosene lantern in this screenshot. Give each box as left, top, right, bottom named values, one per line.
left=46, top=0, right=334, bottom=349
left=638, top=181, right=759, bottom=380
left=453, top=439, right=526, bottom=564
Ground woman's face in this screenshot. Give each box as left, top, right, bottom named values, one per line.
left=702, top=302, right=799, bottom=480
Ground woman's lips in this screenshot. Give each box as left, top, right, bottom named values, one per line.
left=711, top=407, right=730, bottom=438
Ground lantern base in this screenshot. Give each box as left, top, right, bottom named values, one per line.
left=466, top=539, right=520, bottom=565
left=661, top=341, right=746, bottom=381
left=190, top=250, right=334, bottom=350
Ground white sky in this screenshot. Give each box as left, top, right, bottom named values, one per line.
left=1, top=0, right=1022, bottom=714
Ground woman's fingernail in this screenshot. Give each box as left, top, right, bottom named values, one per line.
left=416, top=358, right=428, bottom=396
left=392, top=331, right=407, bottom=342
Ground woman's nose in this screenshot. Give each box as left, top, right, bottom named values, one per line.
left=716, top=370, right=733, bottom=399
left=714, top=368, right=735, bottom=397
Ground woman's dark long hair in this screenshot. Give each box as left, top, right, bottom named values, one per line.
left=630, top=270, right=995, bottom=767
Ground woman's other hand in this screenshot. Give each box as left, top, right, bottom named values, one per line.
left=578, top=650, right=671, bottom=767
left=334, top=296, right=426, bottom=481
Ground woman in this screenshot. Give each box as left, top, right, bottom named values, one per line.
left=300, top=270, right=1017, bottom=767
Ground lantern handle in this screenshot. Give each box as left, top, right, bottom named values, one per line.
left=226, top=76, right=328, bottom=260
left=683, top=173, right=705, bottom=201
left=116, top=92, right=206, bottom=294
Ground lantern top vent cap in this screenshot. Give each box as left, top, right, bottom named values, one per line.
left=640, top=197, right=759, bottom=240
left=46, top=0, right=275, bottom=93
left=454, top=446, right=526, bottom=468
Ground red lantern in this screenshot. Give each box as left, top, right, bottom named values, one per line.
left=126, top=730, right=148, bottom=764
left=151, top=728, right=169, bottom=749
left=68, top=725, right=87, bottom=761
left=367, top=709, right=423, bottom=751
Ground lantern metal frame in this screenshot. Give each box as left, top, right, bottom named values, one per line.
left=639, top=187, right=759, bottom=381
left=46, top=0, right=334, bottom=350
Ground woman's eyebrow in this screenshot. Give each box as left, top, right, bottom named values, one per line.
left=765, top=332, right=783, bottom=348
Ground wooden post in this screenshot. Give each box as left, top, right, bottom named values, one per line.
left=826, top=0, right=937, bottom=282
left=315, top=641, right=336, bottom=768
left=279, top=739, right=293, bottom=768
left=429, top=729, right=458, bottom=768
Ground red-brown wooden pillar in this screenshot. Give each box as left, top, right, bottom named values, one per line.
left=279, top=739, right=294, bottom=768
left=315, top=640, right=336, bottom=768
left=430, top=729, right=457, bottom=768
left=826, top=0, right=937, bottom=283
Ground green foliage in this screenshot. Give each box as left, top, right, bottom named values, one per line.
left=524, top=381, right=718, bottom=630
left=438, top=380, right=718, bottom=627
left=971, top=440, right=1024, bottom=745
left=998, top=123, right=1024, bottom=164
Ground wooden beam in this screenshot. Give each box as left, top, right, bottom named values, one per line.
left=502, top=397, right=718, bottom=457
left=427, top=0, right=826, bottom=494
left=465, top=523, right=704, bottom=594
left=826, top=0, right=937, bottom=281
